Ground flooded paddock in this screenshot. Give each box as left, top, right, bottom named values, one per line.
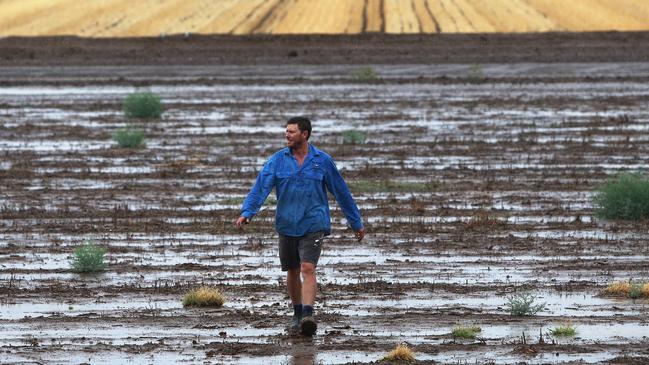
left=2, top=62, right=649, bottom=364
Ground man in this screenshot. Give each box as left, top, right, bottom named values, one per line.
left=235, top=116, right=365, bottom=336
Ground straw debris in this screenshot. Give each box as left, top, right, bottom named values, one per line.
left=182, top=287, right=225, bottom=307
left=381, top=344, right=415, bottom=362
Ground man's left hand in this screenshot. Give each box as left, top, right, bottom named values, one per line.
left=354, top=228, right=365, bottom=242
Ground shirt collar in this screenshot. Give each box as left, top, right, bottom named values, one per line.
left=283, top=144, right=320, bottom=156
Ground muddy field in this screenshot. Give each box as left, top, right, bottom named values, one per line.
left=2, top=34, right=649, bottom=364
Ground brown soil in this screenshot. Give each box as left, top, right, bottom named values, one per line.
left=1, top=33, right=649, bottom=364
left=1, top=32, right=649, bottom=66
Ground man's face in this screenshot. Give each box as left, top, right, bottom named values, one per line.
left=285, top=123, right=308, bottom=149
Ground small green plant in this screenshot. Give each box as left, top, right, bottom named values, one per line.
left=549, top=323, right=577, bottom=337
left=113, top=125, right=145, bottom=148
left=342, top=130, right=366, bottom=144
left=468, top=64, right=484, bottom=81
left=451, top=325, right=482, bottom=339
left=628, top=283, right=644, bottom=299
left=71, top=241, right=107, bottom=273
left=506, top=292, right=546, bottom=316
left=183, top=287, right=225, bottom=307
left=352, top=66, right=379, bottom=82
left=123, top=91, right=163, bottom=119
left=594, top=173, right=649, bottom=220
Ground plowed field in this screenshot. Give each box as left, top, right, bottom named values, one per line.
left=2, top=0, right=649, bottom=36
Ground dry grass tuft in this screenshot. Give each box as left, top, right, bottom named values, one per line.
left=382, top=344, right=415, bottom=362
left=602, top=281, right=631, bottom=296
left=602, top=281, right=649, bottom=298
left=182, top=287, right=225, bottom=307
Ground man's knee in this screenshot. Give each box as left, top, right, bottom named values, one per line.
left=300, top=262, right=316, bottom=276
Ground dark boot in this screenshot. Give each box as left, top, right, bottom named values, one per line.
left=288, top=314, right=302, bottom=332
left=300, top=316, right=317, bottom=336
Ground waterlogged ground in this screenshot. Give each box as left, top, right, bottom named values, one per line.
left=2, top=62, right=649, bottom=365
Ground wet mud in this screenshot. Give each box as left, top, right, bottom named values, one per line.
left=2, top=34, right=649, bottom=364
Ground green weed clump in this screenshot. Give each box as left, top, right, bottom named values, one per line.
left=506, top=292, right=546, bottom=316
left=113, top=125, right=145, bottom=148
left=451, top=325, right=482, bottom=339
left=468, top=64, right=484, bottom=81
left=628, top=283, right=644, bottom=299
left=123, top=91, right=163, bottom=119
left=183, top=287, right=225, bottom=307
left=381, top=344, right=415, bottom=362
left=549, top=323, right=577, bottom=337
left=342, top=130, right=366, bottom=144
left=594, top=173, right=649, bottom=220
left=352, top=66, right=379, bottom=82
left=71, top=241, right=107, bottom=273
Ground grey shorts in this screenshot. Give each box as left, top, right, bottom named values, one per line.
left=278, top=231, right=326, bottom=271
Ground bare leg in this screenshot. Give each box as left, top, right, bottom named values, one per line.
left=300, top=262, right=317, bottom=306
left=286, top=267, right=302, bottom=304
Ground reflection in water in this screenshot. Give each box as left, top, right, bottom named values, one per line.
left=289, top=337, right=316, bottom=365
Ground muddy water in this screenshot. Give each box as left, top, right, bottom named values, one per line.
left=2, top=64, right=649, bottom=364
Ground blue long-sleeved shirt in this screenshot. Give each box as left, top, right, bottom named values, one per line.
left=241, top=144, right=363, bottom=237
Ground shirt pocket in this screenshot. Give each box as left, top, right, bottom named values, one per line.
left=301, top=170, right=324, bottom=199
left=304, top=164, right=324, bottom=180
left=276, top=171, right=292, bottom=179
left=302, top=170, right=324, bottom=182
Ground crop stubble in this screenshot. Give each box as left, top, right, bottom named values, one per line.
left=3, top=0, right=649, bottom=36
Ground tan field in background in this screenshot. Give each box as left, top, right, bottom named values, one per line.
left=1, top=0, right=649, bottom=37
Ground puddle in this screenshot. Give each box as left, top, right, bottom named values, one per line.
left=2, top=250, right=639, bottom=290
left=0, top=297, right=182, bottom=320
left=484, top=322, right=649, bottom=342
left=0, top=319, right=644, bottom=364
left=434, top=348, right=619, bottom=364
left=3, top=290, right=646, bottom=322
left=0, top=140, right=111, bottom=152
left=510, top=229, right=647, bottom=240
left=4, top=237, right=649, bottom=290
left=0, top=322, right=282, bottom=344
left=0, top=349, right=417, bottom=365
left=3, top=67, right=649, bottom=364
left=0, top=351, right=214, bottom=365
left=365, top=214, right=593, bottom=225
left=0, top=345, right=630, bottom=365
left=328, top=292, right=649, bottom=318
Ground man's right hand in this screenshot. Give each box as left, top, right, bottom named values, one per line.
left=355, top=228, right=365, bottom=242
left=235, top=216, right=249, bottom=230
